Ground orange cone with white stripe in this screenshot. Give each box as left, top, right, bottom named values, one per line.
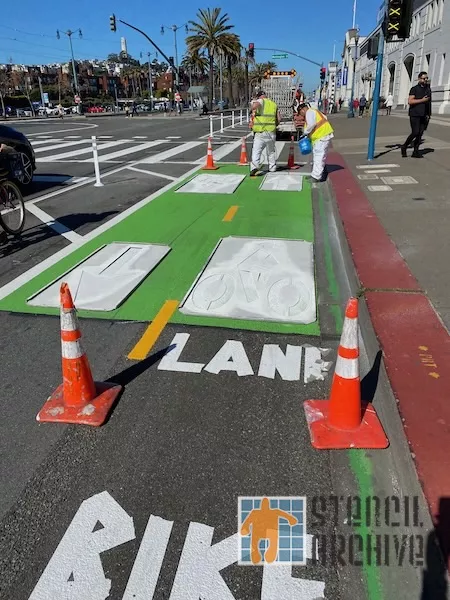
left=202, top=137, right=219, bottom=170
left=303, top=297, right=389, bottom=449
left=36, top=283, right=122, bottom=426
left=237, top=137, right=249, bottom=165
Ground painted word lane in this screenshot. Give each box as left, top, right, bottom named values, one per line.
left=158, top=333, right=333, bottom=383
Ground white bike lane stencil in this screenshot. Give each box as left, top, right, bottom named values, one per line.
left=29, top=491, right=326, bottom=600
left=180, top=237, right=317, bottom=325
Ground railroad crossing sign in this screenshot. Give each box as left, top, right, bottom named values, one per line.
left=272, top=54, right=288, bottom=59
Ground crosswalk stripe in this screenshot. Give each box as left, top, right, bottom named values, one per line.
left=139, top=141, right=203, bottom=163
left=36, top=140, right=130, bottom=162
left=195, top=140, right=242, bottom=164
left=82, top=140, right=166, bottom=163
left=34, top=140, right=90, bottom=154
left=31, top=139, right=63, bottom=147
left=275, top=141, right=285, bottom=159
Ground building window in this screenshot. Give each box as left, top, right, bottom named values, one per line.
left=439, top=53, right=446, bottom=84
left=416, top=12, right=421, bottom=33
left=425, top=53, right=431, bottom=72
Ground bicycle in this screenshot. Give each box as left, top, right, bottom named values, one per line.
left=0, top=150, right=26, bottom=236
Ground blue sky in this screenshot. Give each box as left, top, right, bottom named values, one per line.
left=0, top=0, right=382, bottom=90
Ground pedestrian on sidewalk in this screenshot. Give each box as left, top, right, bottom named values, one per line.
left=401, top=71, right=431, bottom=158
left=385, top=93, right=394, bottom=115
left=249, top=90, right=281, bottom=176
left=359, top=94, right=367, bottom=117
left=125, top=104, right=130, bottom=118
left=296, top=103, right=334, bottom=183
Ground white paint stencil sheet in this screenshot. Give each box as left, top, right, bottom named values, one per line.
left=180, top=236, right=317, bottom=324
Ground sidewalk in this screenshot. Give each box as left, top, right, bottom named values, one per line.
left=327, top=113, right=450, bottom=567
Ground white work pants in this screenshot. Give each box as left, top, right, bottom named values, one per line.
left=312, top=138, right=331, bottom=181
left=251, top=131, right=277, bottom=172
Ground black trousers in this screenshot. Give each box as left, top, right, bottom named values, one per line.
left=403, top=116, right=427, bottom=150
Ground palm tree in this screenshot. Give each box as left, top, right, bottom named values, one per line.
left=250, top=62, right=278, bottom=86
left=224, top=34, right=240, bottom=107
left=186, top=8, right=237, bottom=108
left=181, top=51, right=208, bottom=85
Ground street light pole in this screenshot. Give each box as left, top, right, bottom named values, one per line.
left=57, top=28, right=82, bottom=95
left=161, top=23, right=189, bottom=90
left=347, top=30, right=359, bottom=118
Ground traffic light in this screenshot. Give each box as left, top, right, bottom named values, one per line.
left=384, top=0, right=414, bottom=40
left=367, top=36, right=379, bottom=59
left=168, top=56, right=174, bottom=67
left=110, top=15, right=116, bottom=32
left=320, top=67, right=326, bottom=81
left=248, top=43, right=254, bottom=59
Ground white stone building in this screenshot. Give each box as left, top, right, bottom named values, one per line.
left=341, top=0, right=450, bottom=113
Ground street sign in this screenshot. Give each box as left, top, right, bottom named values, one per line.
left=272, top=54, right=288, bottom=59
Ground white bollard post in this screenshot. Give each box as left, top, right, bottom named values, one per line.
left=220, top=112, right=224, bottom=133
left=232, top=111, right=235, bottom=128
left=240, top=109, right=243, bottom=125
left=246, top=108, right=249, bottom=123
left=209, top=114, right=214, bottom=138
left=91, top=136, right=103, bottom=187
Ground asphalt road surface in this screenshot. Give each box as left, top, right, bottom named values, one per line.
left=0, top=114, right=433, bottom=600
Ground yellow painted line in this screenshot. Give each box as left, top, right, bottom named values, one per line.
left=222, top=205, right=239, bottom=222
left=128, top=300, right=179, bottom=360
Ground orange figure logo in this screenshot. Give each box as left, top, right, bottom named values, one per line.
left=240, top=497, right=298, bottom=564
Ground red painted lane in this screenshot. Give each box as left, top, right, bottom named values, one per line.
left=327, top=152, right=421, bottom=291
left=365, top=292, right=450, bottom=529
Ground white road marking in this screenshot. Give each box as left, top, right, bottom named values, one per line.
left=139, top=141, right=203, bottom=163
left=166, top=135, right=181, bottom=139
left=356, top=163, right=399, bottom=169
left=258, top=344, right=303, bottom=380
left=0, top=163, right=201, bottom=301
left=122, top=516, right=173, bottom=600
left=25, top=204, right=82, bottom=243
left=127, top=166, right=176, bottom=180
left=32, top=175, right=89, bottom=184
left=33, top=140, right=90, bottom=154
left=357, top=174, right=379, bottom=180
left=158, top=333, right=204, bottom=373
left=303, top=345, right=333, bottom=383
left=98, top=135, right=114, bottom=139
left=195, top=140, right=242, bottom=164
left=29, top=492, right=135, bottom=600
left=367, top=184, right=393, bottom=191
left=363, top=169, right=391, bottom=173
left=36, top=140, right=129, bottom=162
left=204, top=340, right=254, bottom=376
left=261, top=564, right=326, bottom=599
left=381, top=175, right=418, bottom=184
left=26, top=123, right=98, bottom=137
left=31, top=139, right=63, bottom=147
left=133, top=135, right=148, bottom=139
left=82, top=140, right=166, bottom=163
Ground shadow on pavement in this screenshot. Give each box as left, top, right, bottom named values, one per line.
left=421, top=497, right=450, bottom=600
left=22, top=174, right=79, bottom=198
left=361, top=350, right=382, bottom=403
left=107, top=344, right=176, bottom=388
left=0, top=210, right=118, bottom=257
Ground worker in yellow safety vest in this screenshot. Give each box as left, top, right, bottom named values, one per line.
left=249, top=90, right=281, bottom=176
left=296, top=103, right=334, bottom=182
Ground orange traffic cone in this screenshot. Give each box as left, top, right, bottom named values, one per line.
left=37, top=283, right=122, bottom=426
left=237, top=137, right=249, bottom=165
left=303, top=297, right=389, bottom=449
left=287, top=136, right=300, bottom=170
left=202, top=137, right=219, bottom=170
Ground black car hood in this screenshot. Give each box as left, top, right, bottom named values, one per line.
left=0, top=124, right=28, bottom=143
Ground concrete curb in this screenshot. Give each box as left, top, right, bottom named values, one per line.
left=327, top=150, right=450, bottom=568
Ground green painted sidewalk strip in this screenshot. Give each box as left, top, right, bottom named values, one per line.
left=0, top=165, right=319, bottom=335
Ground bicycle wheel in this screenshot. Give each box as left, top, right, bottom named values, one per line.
left=0, top=181, right=25, bottom=235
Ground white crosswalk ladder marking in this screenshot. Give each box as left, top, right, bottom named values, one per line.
left=139, top=141, right=203, bottom=163
left=36, top=140, right=131, bottom=162
left=82, top=140, right=166, bottom=163
left=33, top=140, right=90, bottom=154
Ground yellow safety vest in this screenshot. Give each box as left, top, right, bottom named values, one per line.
left=310, top=109, right=334, bottom=142
left=253, top=98, right=277, bottom=133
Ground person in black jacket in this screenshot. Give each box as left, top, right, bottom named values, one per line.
left=401, top=71, right=432, bottom=158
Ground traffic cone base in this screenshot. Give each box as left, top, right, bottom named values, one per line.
left=202, top=164, right=219, bottom=171
left=37, top=381, right=122, bottom=426
left=304, top=399, right=389, bottom=449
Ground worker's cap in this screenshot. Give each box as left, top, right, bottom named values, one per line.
left=256, top=90, right=266, bottom=97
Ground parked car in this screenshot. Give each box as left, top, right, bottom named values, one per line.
left=0, top=124, right=36, bottom=185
